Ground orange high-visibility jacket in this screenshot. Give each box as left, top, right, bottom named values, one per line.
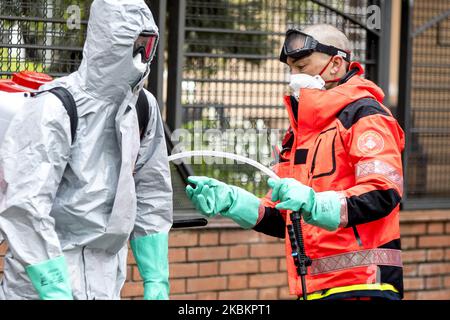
left=254, top=63, right=405, bottom=299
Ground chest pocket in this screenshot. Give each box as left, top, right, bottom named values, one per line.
left=310, top=127, right=338, bottom=179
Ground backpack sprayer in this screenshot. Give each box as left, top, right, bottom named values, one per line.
left=0, top=71, right=54, bottom=142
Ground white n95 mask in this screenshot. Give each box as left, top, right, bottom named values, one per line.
left=133, top=53, right=148, bottom=74
left=289, top=73, right=325, bottom=99
left=129, top=53, right=150, bottom=89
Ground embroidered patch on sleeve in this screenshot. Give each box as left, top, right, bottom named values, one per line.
left=357, top=130, right=385, bottom=155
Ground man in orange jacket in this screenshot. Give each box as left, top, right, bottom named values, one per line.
left=186, top=24, right=405, bottom=300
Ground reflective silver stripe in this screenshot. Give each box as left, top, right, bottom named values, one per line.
left=337, top=192, right=348, bottom=228
left=356, top=160, right=403, bottom=193
left=310, top=249, right=403, bottom=276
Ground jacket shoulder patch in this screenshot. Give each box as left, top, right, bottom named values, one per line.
left=357, top=130, right=385, bottom=155
left=337, top=98, right=390, bottom=130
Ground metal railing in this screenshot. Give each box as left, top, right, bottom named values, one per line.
left=0, top=0, right=422, bottom=210
left=0, top=0, right=90, bottom=78
left=398, top=0, right=450, bottom=209
left=166, top=0, right=388, bottom=204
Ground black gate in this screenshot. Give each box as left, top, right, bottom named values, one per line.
left=0, top=0, right=395, bottom=210
left=0, top=0, right=90, bottom=77
left=167, top=0, right=392, bottom=131
left=166, top=0, right=392, bottom=206
left=398, top=0, right=450, bottom=209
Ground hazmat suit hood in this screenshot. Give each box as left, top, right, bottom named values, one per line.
left=77, top=0, right=158, bottom=101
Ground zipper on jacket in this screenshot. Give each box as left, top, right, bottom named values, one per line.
left=82, top=246, right=89, bottom=300
left=309, top=139, right=322, bottom=177
left=352, top=226, right=363, bottom=247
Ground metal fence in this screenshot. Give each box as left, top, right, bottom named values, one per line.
left=398, top=0, right=450, bottom=209
left=166, top=0, right=390, bottom=203
left=0, top=0, right=90, bottom=78
left=4, top=0, right=449, bottom=210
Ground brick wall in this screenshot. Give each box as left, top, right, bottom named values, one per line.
left=126, top=210, right=450, bottom=300
left=399, top=211, right=450, bottom=300
left=1, top=211, right=449, bottom=300
left=123, top=227, right=289, bottom=300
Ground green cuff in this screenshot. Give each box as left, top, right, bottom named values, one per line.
left=312, top=191, right=342, bottom=231
left=143, top=282, right=169, bottom=300
left=25, top=256, right=73, bottom=300
left=130, top=233, right=170, bottom=300
left=226, top=186, right=260, bottom=229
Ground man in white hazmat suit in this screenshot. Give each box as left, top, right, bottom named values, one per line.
left=0, top=0, right=172, bottom=300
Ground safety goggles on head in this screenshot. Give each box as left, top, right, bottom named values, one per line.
left=133, top=30, right=159, bottom=64
left=280, top=28, right=351, bottom=64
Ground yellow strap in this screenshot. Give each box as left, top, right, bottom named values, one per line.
left=303, top=283, right=399, bottom=300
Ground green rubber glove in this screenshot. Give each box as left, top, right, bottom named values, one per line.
left=25, top=256, right=73, bottom=300
left=268, top=178, right=341, bottom=231
left=130, top=232, right=169, bottom=300
left=185, top=176, right=260, bottom=229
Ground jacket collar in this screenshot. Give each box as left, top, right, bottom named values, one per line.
left=284, top=63, right=385, bottom=140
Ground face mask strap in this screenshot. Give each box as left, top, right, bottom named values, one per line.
left=319, top=56, right=333, bottom=76
left=319, top=56, right=345, bottom=84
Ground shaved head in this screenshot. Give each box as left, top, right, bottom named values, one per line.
left=303, top=24, right=351, bottom=53
left=286, top=24, right=352, bottom=89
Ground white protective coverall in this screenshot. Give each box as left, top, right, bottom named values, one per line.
left=0, top=0, right=172, bottom=300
